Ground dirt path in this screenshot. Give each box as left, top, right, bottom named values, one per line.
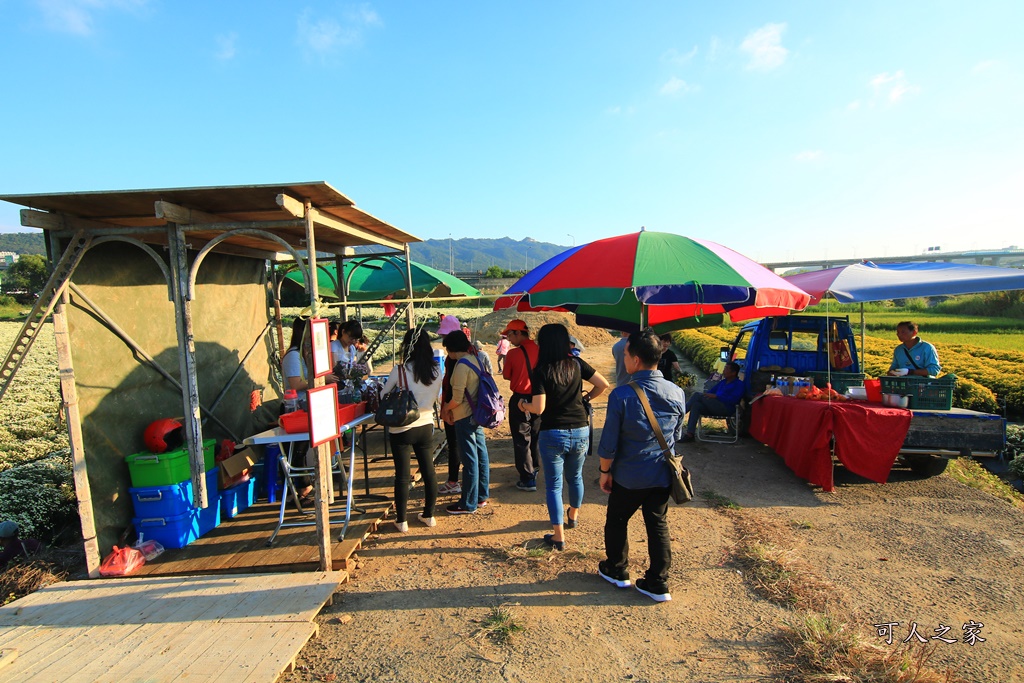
left=282, top=327, right=1024, bottom=683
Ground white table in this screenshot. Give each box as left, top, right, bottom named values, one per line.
left=244, top=412, right=377, bottom=544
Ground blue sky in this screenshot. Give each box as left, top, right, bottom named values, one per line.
left=1, top=1, right=1021, bottom=262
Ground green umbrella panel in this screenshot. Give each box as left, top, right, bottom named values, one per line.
left=283, top=256, right=480, bottom=302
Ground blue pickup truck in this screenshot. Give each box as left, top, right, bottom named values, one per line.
left=721, top=314, right=1006, bottom=476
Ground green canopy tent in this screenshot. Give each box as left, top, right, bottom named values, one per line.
left=284, top=255, right=480, bottom=301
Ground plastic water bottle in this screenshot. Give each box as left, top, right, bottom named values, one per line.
left=283, top=389, right=298, bottom=413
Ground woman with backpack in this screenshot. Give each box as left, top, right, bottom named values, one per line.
left=519, top=323, right=609, bottom=550
left=441, top=330, right=492, bottom=514
left=381, top=328, right=443, bottom=531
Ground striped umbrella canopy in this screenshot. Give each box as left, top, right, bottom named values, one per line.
left=285, top=256, right=480, bottom=301
left=494, top=231, right=810, bottom=333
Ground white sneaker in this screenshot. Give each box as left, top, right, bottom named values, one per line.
left=393, top=520, right=409, bottom=533
left=418, top=514, right=436, bottom=527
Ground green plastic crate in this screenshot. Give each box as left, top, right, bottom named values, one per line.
left=879, top=374, right=957, bottom=410
left=809, top=371, right=866, bottom=394
left=125, top=439, right=216, bottom=488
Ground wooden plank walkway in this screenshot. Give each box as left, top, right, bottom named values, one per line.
left=130, top=428, right=444, bottom=576
left=0, top=572, right=345, bottom=683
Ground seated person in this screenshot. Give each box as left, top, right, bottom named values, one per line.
left=0, top=520, right=41, bottom=570
left=888, top=321, right=940, bottom=377
left=680, top=361, right=744, bottom=442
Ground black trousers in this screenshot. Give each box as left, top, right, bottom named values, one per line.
left=390, top=423, right=437, bottom=523
left=604, top=482, right=672, bottom=589
left=510, top=393, right=541, bottom=483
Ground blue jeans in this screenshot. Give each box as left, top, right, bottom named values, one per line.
left=538, top=427, right=588, bottom=526
left=455, top=416, right=489, bottom=511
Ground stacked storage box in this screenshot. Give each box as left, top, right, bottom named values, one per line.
left=125, top=439, right=221, bottom=549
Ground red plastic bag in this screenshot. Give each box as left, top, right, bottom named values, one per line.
left=99, top=545, right=146, bottom=577
left=829, top=322, right=854, bottom=369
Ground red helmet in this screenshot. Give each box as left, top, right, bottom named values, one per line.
left=143, top=418, right=184, bottom=454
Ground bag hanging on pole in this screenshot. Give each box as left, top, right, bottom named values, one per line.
left=374, top=365, right=420, bottom=428
left=628, top=382, right=693, bottom=504
left=829, top=321, right=854, bottom=370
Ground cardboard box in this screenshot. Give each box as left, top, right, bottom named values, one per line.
left=218, top=447, right=258, bottom=489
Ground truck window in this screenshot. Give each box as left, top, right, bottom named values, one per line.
left=791, top=331, right=819, bottom=351
left=768, top=331, right=788, bottom=351
left=730, top=329, right=750, bottom=361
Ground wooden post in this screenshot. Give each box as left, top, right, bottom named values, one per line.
left=53, top=284, right=102, bottom=577
left=271, top=264, right=285, bottom=360
left=305, top=201, right=333, bottom=571
left=404, top=243, right=415, bottom=329
left=167, top=223, right=208, bottom=509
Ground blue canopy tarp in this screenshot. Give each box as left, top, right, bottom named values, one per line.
left=785, top=261, right=1024, bottom=304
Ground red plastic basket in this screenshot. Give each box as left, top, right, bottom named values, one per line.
left=337, top=401, right=367, bottom=427
left=278, top=410, right=309, bottom=434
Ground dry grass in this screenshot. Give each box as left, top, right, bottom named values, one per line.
left=1, top=547, right=83, bottom=605
left=779, top=612, right=968, bottom=683
left=729, top=510, right=837, bottom=613
left=705, top=505, right=968, bottom=682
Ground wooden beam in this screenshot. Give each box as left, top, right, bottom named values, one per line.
left=167, top=224, right=210, bottom=510
left=312, top=208, right=404, bottom=251
left=303, top=200, right=333, bottom=572
left=277, top=193, right=404, bottom=251
left=21, top=209, right=126, bottom=232
left=53, top=287, right=102, bottom=577
left=155, top=200, right=224, bottom=225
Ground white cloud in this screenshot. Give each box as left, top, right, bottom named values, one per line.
left=297, top=4, right=382, bottom=59
left=34, top=0, right=147, bottom=36
left=707, top=36, right=720, bottom=62
left=215, top=32, right=238, bottom=61
left=870, top=70, right=920, bottom=103
left=972, top=59, right=999, bottom=74
left=740, top=22, right=788, bottom=71
left=794, top=150, right=822, bottom=162
left=659, top=76, right=694, bottom=96
left=606, top=105, right=635, bottom=116
left=662, top=46, right=697, bottom=65
left=847, top=99, right=862, bottom=110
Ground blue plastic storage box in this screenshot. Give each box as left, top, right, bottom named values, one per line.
left=133, top=489, right=221, bottom=549
left=129, top=468, right=219, bottom=519
left=221, top=478, right=256, bottom=519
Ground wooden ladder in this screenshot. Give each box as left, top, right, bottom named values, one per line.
left=0, top=231, right=92, bottom=403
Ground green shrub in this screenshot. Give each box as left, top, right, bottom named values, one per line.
left=0, top=451, right=78, bottom=543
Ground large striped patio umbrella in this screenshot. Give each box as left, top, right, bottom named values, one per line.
left=494, top=231, right=810, bottom=333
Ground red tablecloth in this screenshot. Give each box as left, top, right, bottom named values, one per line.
left=750, top=395, right=912, bottom=491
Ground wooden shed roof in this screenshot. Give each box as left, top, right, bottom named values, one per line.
left=0, top=181, right=420, bottom=258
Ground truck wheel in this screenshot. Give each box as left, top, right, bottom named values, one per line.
left=906, top=455, right=949, bottom=477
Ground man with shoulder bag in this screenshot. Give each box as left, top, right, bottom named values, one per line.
left=597, top=328, right=687, bottom=603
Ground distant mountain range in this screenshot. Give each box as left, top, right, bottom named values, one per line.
left=0, top=231, right=570, bottom=272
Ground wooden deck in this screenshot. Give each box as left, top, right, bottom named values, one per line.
left=0, top=572, right=344, bottom=683
left=131, top=427, right=444, bottom=575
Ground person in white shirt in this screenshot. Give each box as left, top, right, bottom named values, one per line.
left=381, top=328, right=444, bottom=531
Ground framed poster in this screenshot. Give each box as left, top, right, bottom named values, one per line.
left=309, top=318, right=332, bottom=378
left=307, top=383, right=340, bottom=448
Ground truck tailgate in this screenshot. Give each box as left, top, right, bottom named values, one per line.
left=903, top=408, right=1005, bottom=454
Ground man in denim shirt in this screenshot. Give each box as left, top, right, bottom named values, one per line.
left=597, top=329, right=686, bottom=602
